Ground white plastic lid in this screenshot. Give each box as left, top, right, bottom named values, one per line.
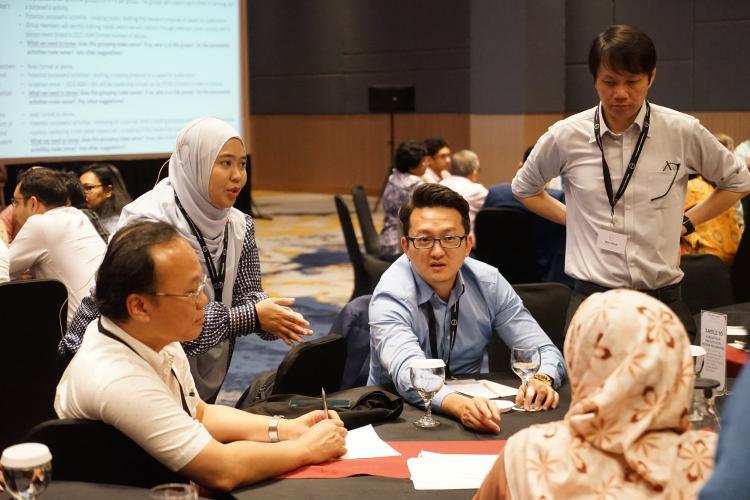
left=411, top=358, right=446, bottom=369
left=690, top=345, right=707, bottom=357
left=1, top=443, right=52, bottom=469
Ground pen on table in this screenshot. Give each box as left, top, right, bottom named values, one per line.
left=321, top=387, right=329, bottom=419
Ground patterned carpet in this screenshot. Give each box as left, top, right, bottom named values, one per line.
left=216, top=190, right=376, bottom=405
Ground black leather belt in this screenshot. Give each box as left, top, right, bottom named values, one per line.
left=573, top=279, right=682, bottom=303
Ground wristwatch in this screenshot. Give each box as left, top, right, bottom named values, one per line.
left=531, top=373, right=552, bottom=386
left=682, top=215, right=695, bottom=236
left=268, top=415, right=285, bottom=443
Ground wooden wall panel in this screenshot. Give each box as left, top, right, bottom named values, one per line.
left=690, top=112, right=750, bottom=146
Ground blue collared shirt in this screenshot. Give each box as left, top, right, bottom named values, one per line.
left=367, top=255, right=566, bottom=411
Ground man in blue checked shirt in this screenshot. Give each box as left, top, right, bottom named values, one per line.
left=368, top=183, right=565, bottom=433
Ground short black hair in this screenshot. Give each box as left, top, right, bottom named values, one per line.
left=60, top=171, right=86, bottom=208
left=424, top=137, right=449, bottom=157
left=399, top=183, right=470, bottom=236
left=394, top=140, right=428, bottom=173
left=588, top=25, right=656, bottom=80
left=522, top=145, right=534, bottom=163
left=79, top=163, right=132, bottom=217
left=17, top=168, right=68, bottom=209
left=95, top=220, right=180, bottom=321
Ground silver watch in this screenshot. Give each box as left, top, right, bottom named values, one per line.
left=268, top=415, right=285, bottom=443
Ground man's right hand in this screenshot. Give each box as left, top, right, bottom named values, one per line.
left=443, top=393, right=501, bottom=433
left=297, top=419, right=347, bottom=463
left=255, top=297, right=313, bottom=346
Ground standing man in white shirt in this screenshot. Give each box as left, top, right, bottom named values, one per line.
left=512, top=25, right=750, bottom=340
left=421, top=137, right=452, bottom=183
left=9, top=168, right=106, bottom=324
left=440, top=149, right=488, bottom=236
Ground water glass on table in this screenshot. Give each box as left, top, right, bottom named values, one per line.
left=511, top=346, right=541, bottom=411
left=150, top=483, right=198, bottom=499
left=410, top=358, right=446, bottom=428
left=0, top=443, right=52, bottom=500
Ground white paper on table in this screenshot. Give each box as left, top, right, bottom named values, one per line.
left=445, top=379, right=517, bottom=399
left=728, top=325, right=748, bottom=336
left=339, top=424, right=400, bottom=460
left=407, top=451, right=498, bottom=490
left=700, top=310, right=728, bottom=392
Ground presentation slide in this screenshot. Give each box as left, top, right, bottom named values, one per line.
left=0, top=0, right=241, bottom=160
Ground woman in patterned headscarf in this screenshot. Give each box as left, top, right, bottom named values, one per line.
left=475, top=289, right=717, bottom=499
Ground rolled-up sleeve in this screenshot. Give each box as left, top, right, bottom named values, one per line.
left=690, top=122, right=750, bottom=192
left=511, top=131, right=564, bottom=199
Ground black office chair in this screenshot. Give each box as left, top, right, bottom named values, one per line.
left=681, top=254, right=735, bottom=315
left=487, top=282, right=571, bottom=372
left=329, top=294, right=372, bottom=390
left=731, top=232, right=750, bottom=303
left=0, top=279, right=68, bottom=452
left=334, top=195, right=391, bottom=300
left=474, top=208, right=540, bottom=284
left=27, top=419, right=186, bottom=488
left=352, top=185, right=381, bottom=257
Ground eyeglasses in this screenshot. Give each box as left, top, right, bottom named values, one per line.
left=82, top=184, right=103, bottom=192
left=406, top=235, right=467, bottom=250
left=147, top=275, right=208, bottom=302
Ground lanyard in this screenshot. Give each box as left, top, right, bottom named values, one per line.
left=174, top=194, right=228, bottom=301
left=594, top=101, right=651, bottom=223
left=97, top=320, right=192, bottom=415
left=424, top=299, right=460, bottom=378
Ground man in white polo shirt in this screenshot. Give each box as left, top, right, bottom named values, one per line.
left=55, top=221, right=347, bottom=490
left=512, top=25, right=750, bottom=339
left=9, top=168, right=106, bottom=324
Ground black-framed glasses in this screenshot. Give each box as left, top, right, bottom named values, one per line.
left=406, top=235, right=467, bottom=250
left=147, top=275, right=207, bottom=301
left=82, top=184, right=104, bottom=192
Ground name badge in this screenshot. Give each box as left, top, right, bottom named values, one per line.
left=597, top=229, right=627, bottom=255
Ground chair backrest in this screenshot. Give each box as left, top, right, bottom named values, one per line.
left=352, top=185, right=380, bottom=257
left=27, top=419, right=185, bottom=488
left=329, top=294, right=372, bottom=390
left=681, top=254, right=735, bottom=315
left=487, top=282, right=571, bottom=372
left=731, top=232, right=750, bottom=303
left=474, top=207, right=540, bottom=284
left=273, top=334, right=347, bottom=396
left=0, top=279, right=68, bottom=451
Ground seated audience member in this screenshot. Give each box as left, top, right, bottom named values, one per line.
left=9, top=168, right=106, bottom=324
left=0, top=204, right=19, bottom=243
left=0, top=239, right=8, bottom=283
left=62, top=117, right=312, bottom=402
left=369, top=184, right=565, bottom=433
left=421, top=137, right=452, bottom=183
left=62, top=170, right=110, bottom=242
left=379, top=140, right=428, bottom=261
left=79, top=163, right=132, bottom=235
left=439, top=150, right=488, bottom=236
left=55, top=221, right=347, bottom=491
left=476, top=289, right=717, bottom=500
left=699, top=365, right=750, bottom=499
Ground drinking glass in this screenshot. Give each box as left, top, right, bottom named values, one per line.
left=690, top=345, right=706, bottom=376
left=410, top=358, right=446, bottom=428
left=511, top=346, right=541, bottom=411
left=1, top=443, right=52, bottom=500
left=150, top=483, right=198, bottom=500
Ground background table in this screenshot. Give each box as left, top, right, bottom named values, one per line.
left=233, top=374, right=571, bottom=499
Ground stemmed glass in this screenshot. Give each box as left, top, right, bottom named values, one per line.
left=410, top=358, right=446, bottom=428
left=511, top=346, right=541, bottom=412
left=1, top=443, right=52, bottom=500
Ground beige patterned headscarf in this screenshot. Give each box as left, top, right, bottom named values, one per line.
left=504, top=289, right=716, bottom=499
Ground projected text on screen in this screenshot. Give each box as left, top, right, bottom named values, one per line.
left=0, top=0, right=241, bottom=159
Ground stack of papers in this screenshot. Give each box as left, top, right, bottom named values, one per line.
left=340, top=424, right=401, bottom=460
left=407, top=451, right=498, bottom=490
left=445, top=379, right=518, bottom=398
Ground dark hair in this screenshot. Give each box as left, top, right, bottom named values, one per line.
left=60, top=171, right=87, bottom=208
left=522, top=145, right=534, bottom=163
left=79, top=163, right=132, bottom=218
left=399, top=183, right=470, bottom=236
left=17, top=168, right=68, bottom=209
left=394, top=140, right=428, bottom=173
left=588, top=25, right=656, bottom=80
left=95, top=220, right=180, bottom=321
left=424, top=137, right=449, bottom=157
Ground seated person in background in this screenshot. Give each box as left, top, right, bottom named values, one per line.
left=421, top=137, right=452, bottom=183
left=79, top=163, right=132, bottom=235
left=62, top=170, right=110, bottom=242
left=699, top=365, right=750, bottom=499
left=0, top=204, right=20, bottom=244
left=369, top=184, right=565, bottom=433
left=476, top=289, right=717, bottom=499
left=439, top=149, right=488, bottom=236
left=379, top=140, right=428, bottom=261
left=9, top=168, right=106, bottom=324
left=55, top=221, right=347, bottom=491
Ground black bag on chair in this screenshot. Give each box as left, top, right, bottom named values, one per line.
left=239, top=385, right=403, bottom=430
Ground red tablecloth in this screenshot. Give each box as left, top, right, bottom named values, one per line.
left=727, top=345, right=748, bottom=378
left=278, top=440, right=505, bottom=479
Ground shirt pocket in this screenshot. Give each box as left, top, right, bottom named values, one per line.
left=647, top=166, right=681, bottom=209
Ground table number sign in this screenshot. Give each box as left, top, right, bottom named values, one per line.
left=700, top=310, right=728, bottom=392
